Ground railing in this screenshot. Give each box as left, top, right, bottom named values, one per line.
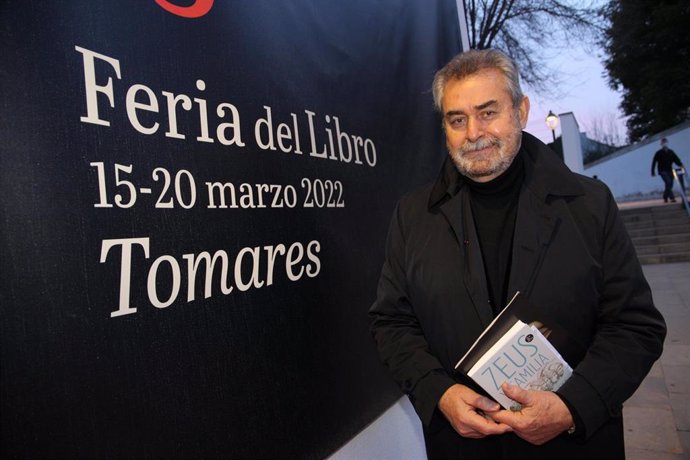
left=673, top=167, right=690, bottom=217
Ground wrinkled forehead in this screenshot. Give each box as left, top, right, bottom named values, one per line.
left=442, top=70, right=514, bottom=111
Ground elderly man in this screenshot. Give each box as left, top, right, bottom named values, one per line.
left=369, top=49, right=666, bottom=459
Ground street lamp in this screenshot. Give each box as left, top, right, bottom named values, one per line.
left=545, top=110, right=559, bottom=142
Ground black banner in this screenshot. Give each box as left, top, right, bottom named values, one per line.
left=0, top=1, right=462, bottom=457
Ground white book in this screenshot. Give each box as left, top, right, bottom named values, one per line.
left=455, top=292, right=573, bottom=410
left=466, top=320, right=572, bottom=410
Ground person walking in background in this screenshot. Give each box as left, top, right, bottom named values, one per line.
left=651, top=138, right=685, bottom=203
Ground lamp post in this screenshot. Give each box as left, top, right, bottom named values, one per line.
left=545, top=110, right=559, bottom=142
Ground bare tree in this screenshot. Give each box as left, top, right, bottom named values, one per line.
left=583, top=111, right=627, bottom=148
left=463, top=0, right=603, bottom=95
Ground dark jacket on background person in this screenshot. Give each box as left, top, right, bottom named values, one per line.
left=651, top=147, right=683, bottom=174
left=369, top=132, right=666, bottom=459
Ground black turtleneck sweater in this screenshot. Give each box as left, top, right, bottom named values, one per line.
left=464, top=150, right=524, bottom=315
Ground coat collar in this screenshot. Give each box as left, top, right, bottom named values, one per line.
left=429, top=131, right=585, bottom=322
left=427, top=131, right=584, bottom=210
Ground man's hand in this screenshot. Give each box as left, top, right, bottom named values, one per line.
left=438, top=384, right=513, bottom=438
left=490, top=383, right=574, bottom=445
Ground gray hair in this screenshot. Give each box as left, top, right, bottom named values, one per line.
left=432, top=49, right=524, bottom=112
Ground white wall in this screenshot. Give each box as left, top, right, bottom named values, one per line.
left=560, top=112, right=584, bottom=175
left=584, top=121, right=690, bottom=201
left=328, top=397, right=427, bottom=460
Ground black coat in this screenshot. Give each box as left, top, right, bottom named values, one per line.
left=651, top=147, right=683, bottom=174
left=369, top=132, right=666, bottom=459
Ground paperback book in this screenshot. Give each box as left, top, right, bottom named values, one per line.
left=455, top=292, right=572, bottom=410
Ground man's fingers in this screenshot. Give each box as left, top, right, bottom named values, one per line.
left=461, top=429, right=491, bottom=439
left=490, top=389, right=575, bottom=445
left=465, top=408, right=513, bottom=435
left=471, top=395, right=501, bottom=413
left=501, top=383, right=531, bottom=405
left=439, top=384, right=513, bottom=438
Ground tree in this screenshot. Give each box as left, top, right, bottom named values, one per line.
left=583, top=111, right=627, bottom=147
left=601, top=0, right=690, bottom=141
left=462, top=0, right=602, bottom=94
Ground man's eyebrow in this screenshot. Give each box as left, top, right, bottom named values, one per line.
left=444, top=100, right=499, bottom=118
left=475, top=100, right=498, bottom=110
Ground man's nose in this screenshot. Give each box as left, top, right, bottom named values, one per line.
left=466, top=117, right=482, bottom=142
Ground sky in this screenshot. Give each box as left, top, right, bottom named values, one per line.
left=522, top=45, right=628, bottom=146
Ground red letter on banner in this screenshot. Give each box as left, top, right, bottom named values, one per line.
left=154, top=0, right=214, bottom=18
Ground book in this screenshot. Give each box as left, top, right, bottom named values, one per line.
left=455, top=292, right=572, bottom=411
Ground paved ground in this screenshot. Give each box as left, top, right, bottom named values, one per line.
left=618, top=198, right=690, bottom=211
left=625, top=262, right=690, bottom=460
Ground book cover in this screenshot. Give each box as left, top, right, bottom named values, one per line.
left=455, top=292, right=573, bottom=410
left=468, top=321, right=572, bottom=410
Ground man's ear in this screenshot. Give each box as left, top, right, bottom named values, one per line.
left=518, top=96, right=530, bottom=129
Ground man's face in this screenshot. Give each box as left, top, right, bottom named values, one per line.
left=441, top=68, right=530, bottom=182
